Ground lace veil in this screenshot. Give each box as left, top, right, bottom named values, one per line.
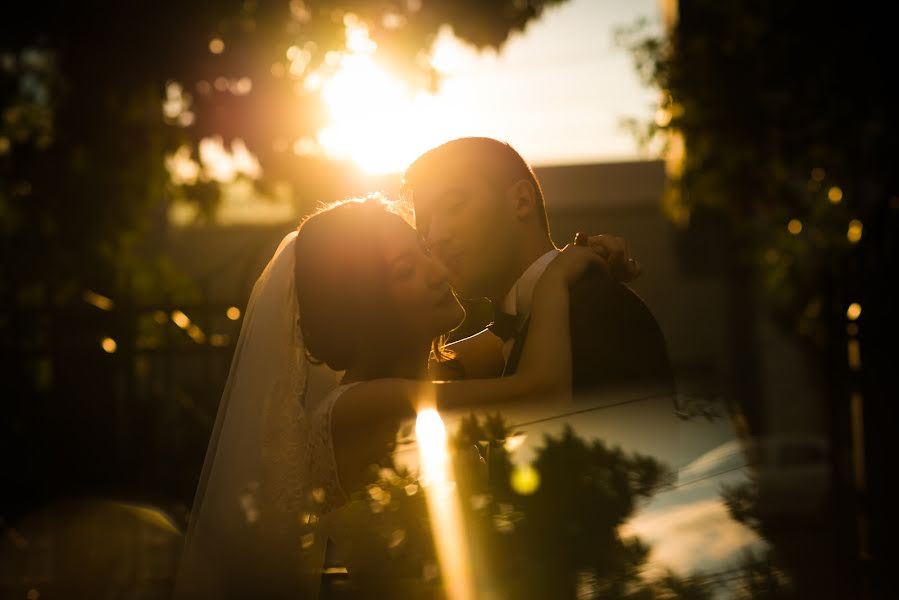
left=172, top=230, right=340, bottom=599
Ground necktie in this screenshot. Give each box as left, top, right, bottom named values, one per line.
left=487, top=310, right=520, bottom=342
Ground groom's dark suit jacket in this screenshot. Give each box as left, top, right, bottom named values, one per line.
left=504, top=265, right=675, bottom=398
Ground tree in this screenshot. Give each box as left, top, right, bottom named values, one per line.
left=618, top=2, right=897, bottom=592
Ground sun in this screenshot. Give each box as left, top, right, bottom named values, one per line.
left=317, top=54, right=421, bottom=174
left=312, top=20, right=472, bottom=174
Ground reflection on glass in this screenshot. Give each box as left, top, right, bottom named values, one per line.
left=416, top=408, right=475, bottom=600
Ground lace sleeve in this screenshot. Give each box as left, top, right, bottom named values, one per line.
left=301, top=383, right=357, bottom=514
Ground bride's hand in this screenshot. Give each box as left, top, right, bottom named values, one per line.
left=574, top=233, right=641, bottom=282
left=538, top=243, right=612, bottom=289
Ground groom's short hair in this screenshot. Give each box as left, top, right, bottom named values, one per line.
left=402, top=137, right=550, bottom=235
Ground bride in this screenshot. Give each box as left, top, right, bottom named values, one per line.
left=172, top=195, right=633, bottom=599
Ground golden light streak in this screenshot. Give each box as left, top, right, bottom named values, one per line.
left=416, top=408, right=475, bottom=600
left=850, top=391, right=866, bottom=491
left=847, top=339, right=862, bottom=371
left=82, top=290, right=114, bottom=311
left=171, top=310, right=191, bottom=329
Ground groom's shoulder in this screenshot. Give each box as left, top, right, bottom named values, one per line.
left=568, top=265, right=674, bottom=389
left=569, top=265, right=654, bottom=318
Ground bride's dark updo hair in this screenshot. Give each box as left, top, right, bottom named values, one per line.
left=293, top=195, right=402, bottom=371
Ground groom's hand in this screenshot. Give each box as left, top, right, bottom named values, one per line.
left=574, top=233, right=641, bottom=282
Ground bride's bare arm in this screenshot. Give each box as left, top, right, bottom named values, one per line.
left=333, top=245, right=605, bottom=427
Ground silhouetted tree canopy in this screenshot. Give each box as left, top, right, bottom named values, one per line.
left=620, top=0, right=897, bottom=348
left=619, top=3, right=897, bottom=593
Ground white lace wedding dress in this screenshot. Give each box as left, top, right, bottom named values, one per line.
left=301, top=383, right=359, bottom=514
left=172, top=231, right=355, bottom=599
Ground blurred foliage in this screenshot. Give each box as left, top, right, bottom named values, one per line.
left=305, top=413, right=730, bottom=599
left=619, top=5, right=897, bottom=590
left=617, top=1, right=898, bottom=349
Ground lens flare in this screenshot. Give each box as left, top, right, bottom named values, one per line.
left=416, top=408, right=475, bottom=600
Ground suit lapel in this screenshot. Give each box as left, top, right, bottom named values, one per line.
left=502, top=317, right=530, bottom=377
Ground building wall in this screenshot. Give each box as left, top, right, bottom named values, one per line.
left=537, top=161, right=731, bottom=396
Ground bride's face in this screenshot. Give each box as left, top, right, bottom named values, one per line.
left=378, top=216, right=465, bottom=344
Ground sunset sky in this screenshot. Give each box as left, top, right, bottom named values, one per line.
left=316, top=0, right=663, bottom=173
left=191, top=0, right=665, bottom=224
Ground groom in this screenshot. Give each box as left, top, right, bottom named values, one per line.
left=402, top=137, right=674, bottom=398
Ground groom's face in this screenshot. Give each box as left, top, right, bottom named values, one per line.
left=411, top=163, right=517, bottom=299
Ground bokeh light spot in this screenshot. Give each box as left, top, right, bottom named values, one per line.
left=846, top=303, right=862, bottom=321
left=787, top=219, right=802, bottom=235
left=101, top=337, right=117, bottom=354
left=82, top=290, right=114, bottom=311
left=510, top=464, right=541, bottom=495
left=209, top=334, right=230, bottom=347
left=209, top=38, right=225, bottom=54
left=226, top=306, right=241, bottom=320
left=171, top=310, right=191, bottom=329
left=187, top=324, right=206, bottom=344
left=847, top=220, right=863, bottom=243
left=828, top=186, right=843, bottom=203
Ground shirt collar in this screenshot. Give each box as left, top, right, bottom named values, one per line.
left=501, top=249, right=560, bottom=318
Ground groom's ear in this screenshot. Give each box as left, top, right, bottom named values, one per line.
left=506, top=179, right=537, bottom=221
